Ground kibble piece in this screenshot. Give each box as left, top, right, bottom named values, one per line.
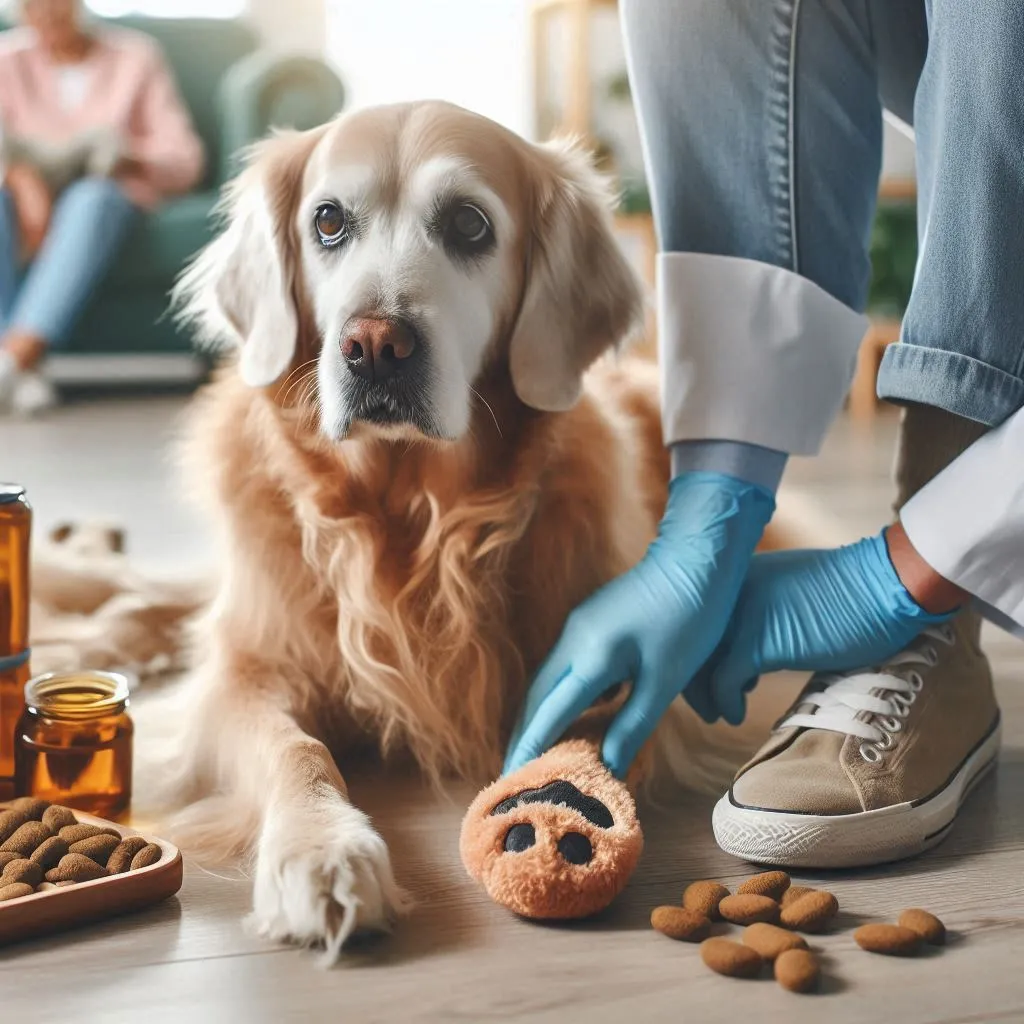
left=0, top=809, right=30, bottom=844
left=9, top=797, right=49, bottom=820
left=0, top=851, right=20, bottom=871
left=775, top=949, right=820, bottom=993
left=737, top=871, right=791, bottom=901
left=36, top=882, right=60, bottom=893
left=46, top=853, right=108, bottom=883
left=130, top=844, right=162, bottom=871
left=59, top=823, right=119, bottom=845
left=0, top=882, right=34, bottom=902
left=682, top=880, right=731, bottom=920
left=700, top=938, right=763, bottom=979
left=41, top=805, right=78, bottom=833
left=898, top=908, right=946, bottom=946
left=742, top=922, right=808, bottom=961
left=854, top=923, right=923, bottom=956
left=0, top=858, right=44, bottom=888
left=779, top=890, right=839, bottom=933
left=107, top=836, right=149, bottom=875
left=30, top=836, right=69, bottom=870
left=0, top=820, right=52, bottom=857
left=69, top=833, right=121, bottom=867
left=651, top=906, right=711, bottom=942
left=718, top=893, right=779, bottom=925
left=780, top=885, right=817, bottom=909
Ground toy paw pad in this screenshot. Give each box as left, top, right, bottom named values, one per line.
left=459, top=741, right=643, bottom=920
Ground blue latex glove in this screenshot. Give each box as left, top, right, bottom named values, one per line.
left=504, top=472, right=776, bottom=779
left=686, top=530, right=956, bottom=726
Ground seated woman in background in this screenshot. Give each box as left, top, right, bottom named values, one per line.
left=0, top=0, right=204, bottom=415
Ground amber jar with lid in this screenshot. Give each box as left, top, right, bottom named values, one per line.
left=0, top=484, right=32, bottom=795
left=15, top=671, right=133, bottom=819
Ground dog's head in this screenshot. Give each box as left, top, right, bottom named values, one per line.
left=176, top=101, right=643, bottom=441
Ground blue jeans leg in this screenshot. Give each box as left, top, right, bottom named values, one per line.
left=7, top=177, right=138, bottom=349
left=877, top=0, right=1024, bottom=427
left=0, top=188, right=19, bottom=332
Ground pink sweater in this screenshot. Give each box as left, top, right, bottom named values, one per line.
left=0, top=26, right=205, bottom=208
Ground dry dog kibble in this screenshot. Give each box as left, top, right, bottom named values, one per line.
left=46, top=853, right=108, bottom=884
left=9, top=797, right=49, bottom=820
left=718, top=894, right=779, bottom=925
left=0, top=882, right=34, bottom=902
left=70, top=833, right=121, bottom=867
left=651, top=906, right=711, bottom=942
left=898, top=908, right=946, bottom=946
left=0, top=820, right=52, bottom=857
left=775, top=949, right=820, bottom=993
left=854, top=923, right=923, bottom=956
left=130, top=844, right=162, bottom=871
left=41, top=805, right=78, bottom=833
left=780, top=885, right=816, bottom=909
left=700, top=938, right=763, bottom=979
left=59, top=823, right=119, bottom=845
left=780, top=890, right=839, bottom=933
left=737, top=871, right=791, bottom=901
left=742, top=922, right=808, bottom=961
left=1, top=858, right=44, bottom=888
left=0, top=851, right=20, bottom=871
left=107, top=836, right=149, bottom=875
left=682, top=880, right=731, bottom=921
left=30, top=836, right=69, bottom=870
left=0, top=809, right=30, bottom=845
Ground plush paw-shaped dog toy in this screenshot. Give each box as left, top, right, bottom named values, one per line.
left=460, top=739, right=643, bottom=919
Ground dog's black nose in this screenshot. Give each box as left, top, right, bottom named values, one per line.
left=341, top=317, right=418, bottom=384
left=557, top=832, right=593, bottom=865
left=504, top=823, right=536, bottom=853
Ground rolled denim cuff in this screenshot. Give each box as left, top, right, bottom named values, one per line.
left=671, top=440, right=787, bottom=494
left=878, top=344, right=1024, bottom=428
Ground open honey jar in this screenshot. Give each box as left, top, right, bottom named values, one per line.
left=14, top=671, right=133, bottom=819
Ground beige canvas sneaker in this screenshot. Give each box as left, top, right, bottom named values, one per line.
left=712, top=609, right=1000, bottom=868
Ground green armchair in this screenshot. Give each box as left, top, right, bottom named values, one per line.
left=0, top=15, right=345, bottom=361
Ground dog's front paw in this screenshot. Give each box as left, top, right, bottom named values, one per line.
left=250, top=802, right=410, bottom=962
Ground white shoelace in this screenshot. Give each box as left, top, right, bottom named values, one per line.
left=780, top=624, right=957, bottom=763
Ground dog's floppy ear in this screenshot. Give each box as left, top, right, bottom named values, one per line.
left=509, top=140, right=645, bottom=411
left=174, top=128, right=324, bottom=388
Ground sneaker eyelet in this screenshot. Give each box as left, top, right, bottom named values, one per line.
left=940, top=624, right=956, bottom=645
left=875, top=731, right=896, bottom=751
left=860, top=743, right=883, bottom=764
left=881, top=715, right=903, bottom=732
left=924, top=646, right=939, bottom=666
left=909, top=672, right=924, bottom=692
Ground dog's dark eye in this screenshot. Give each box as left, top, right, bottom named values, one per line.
left=315, top=202, right=348, bottom=247
left=444, top=203, right=494, bottom=255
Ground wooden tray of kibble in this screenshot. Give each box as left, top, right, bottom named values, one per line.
left=0, top=798, right=183, bottom=945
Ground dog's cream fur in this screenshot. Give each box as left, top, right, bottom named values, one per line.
left=127, top=101, right=745, bottom=961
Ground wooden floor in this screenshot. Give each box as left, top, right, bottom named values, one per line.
left=2, top=397, right=1022, bottom=1024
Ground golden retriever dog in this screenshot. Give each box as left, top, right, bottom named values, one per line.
left=139, top=100, right=753, bottom=960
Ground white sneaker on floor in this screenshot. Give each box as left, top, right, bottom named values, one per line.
left=11, top=371, right=59, bottom=417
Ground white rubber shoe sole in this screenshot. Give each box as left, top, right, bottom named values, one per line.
left=712, top=719, right=1001, bottom=869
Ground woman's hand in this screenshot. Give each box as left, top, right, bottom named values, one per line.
left=5, top=163, right=53, bottom=260
left=685, top=524, right=963, bottom=725
left=504, top=472, right=776, bottom=779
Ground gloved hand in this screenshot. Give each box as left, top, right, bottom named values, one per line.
left=504, top=472, right=776, bottom=779
left=686, top=529, right=956, bottom=726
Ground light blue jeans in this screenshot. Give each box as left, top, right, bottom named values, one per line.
left=622, top=0, right=1024, bottom=428
left=0, top=176, right=138, bottom=348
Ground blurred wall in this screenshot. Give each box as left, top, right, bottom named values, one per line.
left=249, top=0, right=327, bottom=56
left=324, top=0, right=530, bottom=135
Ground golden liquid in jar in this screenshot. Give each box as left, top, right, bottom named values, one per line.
left=0, top=486, right=32, bottom=795
left=15, top=673, right=133, bottom=820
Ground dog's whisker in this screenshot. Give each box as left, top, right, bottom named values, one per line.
left=469, top=387, right=502, bottom=438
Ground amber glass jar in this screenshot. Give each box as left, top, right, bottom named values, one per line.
left=0, top=484, right=32, bottom=795
left=15, top=671, right=133, bottom=819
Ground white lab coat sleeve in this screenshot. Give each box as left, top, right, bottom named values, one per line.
left=659, top=253, right=869, bottom=456
left=901, top=406, right=1024, bottom=636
